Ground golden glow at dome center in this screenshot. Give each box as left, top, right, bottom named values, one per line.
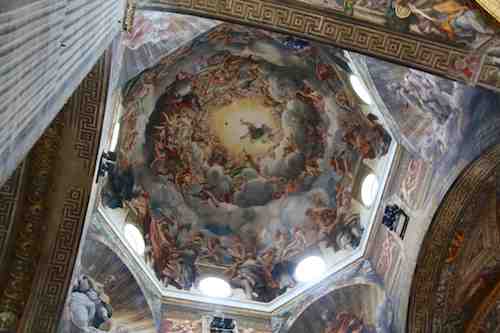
left=208, top=97, right=281, bottom=159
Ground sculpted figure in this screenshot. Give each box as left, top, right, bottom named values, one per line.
left=70, top=275, right=113, bottom=332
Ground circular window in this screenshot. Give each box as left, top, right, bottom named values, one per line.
left=295, top=256, right=326, bottom=283
left=124, top=223, right=145, bottom=255
left=361, top=173, right=379, bottom=207
left=349, top=75, right=373, bottom=105
left=199, top=277, right=232, bottom=298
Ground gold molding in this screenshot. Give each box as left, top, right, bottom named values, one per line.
left=475, top=0, right=500, bottom=23
left=123, top=0, right=137, bottom=33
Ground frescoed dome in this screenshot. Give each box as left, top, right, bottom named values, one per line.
left=101, top=23, right=393, bottom=303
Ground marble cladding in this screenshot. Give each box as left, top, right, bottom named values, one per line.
left=0, top=0, right=126, bottom=186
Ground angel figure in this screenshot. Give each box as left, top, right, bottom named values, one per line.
left=225, top=237, right=270, bottom=301
left=282, top=227, right=308, bottom=260
left=239, top=119, right=276, bottom=143
left=70, top=275, right=113, bottom=332
left=225, top=255, right=264, bottom=300
left=305, top=207, right=342, bottom=248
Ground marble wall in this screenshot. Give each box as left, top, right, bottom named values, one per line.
left=0, top=0, right=126, bottom=186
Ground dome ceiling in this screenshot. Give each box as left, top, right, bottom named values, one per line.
left=101, top=22, right=395, bottom=305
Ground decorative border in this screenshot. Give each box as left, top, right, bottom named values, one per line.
left=0, top=118, right=63, bottom=331
left=67, top=57, right=110, bottom=175
left=137, top=0, right=500, bottom=92
left=408, top=143, right=500, bottom=333
left=123, top=0, right=137, bottom=32
left=30, top=187, right=87, bottom=332
left=17, top=52, right=111, bottom=333
left=479, top=63, right=500, bottom=92
left=0, top=164, right=24, bottom=268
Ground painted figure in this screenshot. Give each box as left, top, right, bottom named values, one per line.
left=104, top=25, right=393, bottom=302
left=388, top=0, right=497, bottom=48
left=414, top=1, right=495, bottom=46
left=342, top=113, right=391, bottom=159
left=239, top=119, right=275, bottom=143
left=391, top=70, right=458, bottom=125
left=70, top=275, right=113, bottom=332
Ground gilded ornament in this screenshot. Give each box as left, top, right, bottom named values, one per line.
left=124, top=0, right=137, bottom=33
left=474, top=0, right=500, bottom=23
left=395, top=5, right=411, bottom=19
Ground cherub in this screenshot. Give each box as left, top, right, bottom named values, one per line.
left=296, top=83, right=326, bottom=113
left=305, top=207, right=340, bottom=247
left=282, top=227, right=307, bottom=260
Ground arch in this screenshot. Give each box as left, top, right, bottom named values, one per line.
left=408, top=143, right=500, bottom=332
left=60, top=237, right=157, bottom=333
left=287, top=283, right=391, bottom=333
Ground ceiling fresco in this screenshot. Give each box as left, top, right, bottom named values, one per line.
left=295, top=0, right=498, bottom=50
left=4, top=0, right=500, bottom=332
left=360, top=57, right=461, bottom=162
left=353, top=51, right=500, bottom=164
left=101, top=23, right=393, bottom=304
left=119, top=11, right=219, bottom=85
left=288, top=283, right=391, bottom=333
left=271, top=259, right=395, bottom=333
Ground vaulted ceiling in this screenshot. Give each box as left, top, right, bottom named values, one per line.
left=100, top=21, right=396, bottom=306
left=2, top=2, right=500, bottom=333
